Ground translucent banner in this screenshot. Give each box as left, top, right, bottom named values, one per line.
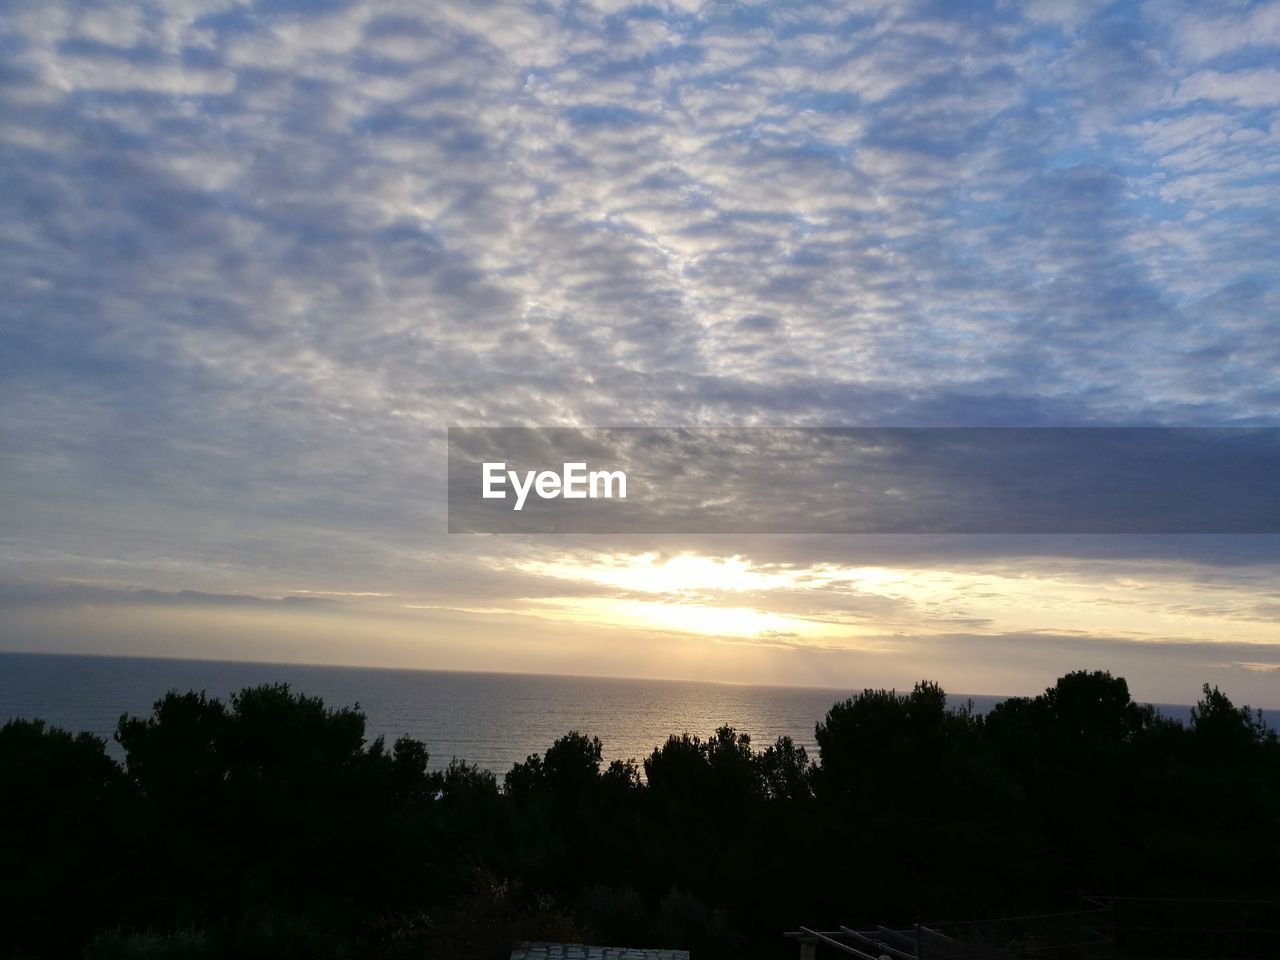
left=447, top=427, right=1280, bottom=534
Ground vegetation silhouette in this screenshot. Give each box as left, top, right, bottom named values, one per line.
left=1, top=671, right=1277, bottom=959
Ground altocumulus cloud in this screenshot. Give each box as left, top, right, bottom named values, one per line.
left=1, top=0, right=1278, bottom=701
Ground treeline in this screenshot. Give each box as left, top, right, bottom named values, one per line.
left=1, top=671, right=1278, bottom=959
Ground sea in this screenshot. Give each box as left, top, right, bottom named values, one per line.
left=0, top=652, right=1273, bottom=774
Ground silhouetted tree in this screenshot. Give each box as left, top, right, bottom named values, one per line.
left=1191, top=682, right=1276, bottom=752
left=2, top=670, right=1278, bottom=960
left=756, top=735, right=812, bottom=803
left=0, top=720, right=130, bottom=956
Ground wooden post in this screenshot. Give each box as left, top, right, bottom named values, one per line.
left=800, top=937, right=817, bottom=960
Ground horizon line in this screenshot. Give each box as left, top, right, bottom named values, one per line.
left=4, top=647, right=1277, bottom=713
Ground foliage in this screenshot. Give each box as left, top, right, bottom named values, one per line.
left=1, top=672, right=1278, bottom=959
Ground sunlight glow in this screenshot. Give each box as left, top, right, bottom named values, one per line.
left=495, top=550, right=1280, bottom=649
left=515, top=552, right=797, bottom=594
left=520, top=596, right=873, bottom=644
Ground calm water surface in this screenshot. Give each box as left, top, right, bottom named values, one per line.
left=0, top=652, right=1269, bottom=773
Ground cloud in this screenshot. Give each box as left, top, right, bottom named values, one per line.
left=1174, top=3, right=1280, bottom=63
left=1, top=0, right=1278, bottom=696
left=1176, top=68, right=1280, bottom=108
left=0, top=582, right=333, bottom=609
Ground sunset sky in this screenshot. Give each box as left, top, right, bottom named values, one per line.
left=2, top=0, right=1279, bottom=706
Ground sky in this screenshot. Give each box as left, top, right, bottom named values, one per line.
left=2, top=0, right=1279, bottom=706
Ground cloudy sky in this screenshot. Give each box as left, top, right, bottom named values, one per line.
left=2, top=0, right=1278, bottom=705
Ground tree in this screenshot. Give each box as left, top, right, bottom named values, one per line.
left=0, top=719, right=130, bottom=956
left=1191, top=683, right=1276, bottom=752
left=756, top=735, right=812, bottom=803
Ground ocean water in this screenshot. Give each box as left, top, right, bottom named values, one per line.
left=0, top=652, right=939, bottom=770
left=0, top=652, right=1271, bottom=774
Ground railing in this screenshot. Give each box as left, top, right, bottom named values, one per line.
left=787, top=905, right=1112, bottom=960
left=1085, top=895, right=1280, bottom=960
left=788, top=898, right=1280, bottom=960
